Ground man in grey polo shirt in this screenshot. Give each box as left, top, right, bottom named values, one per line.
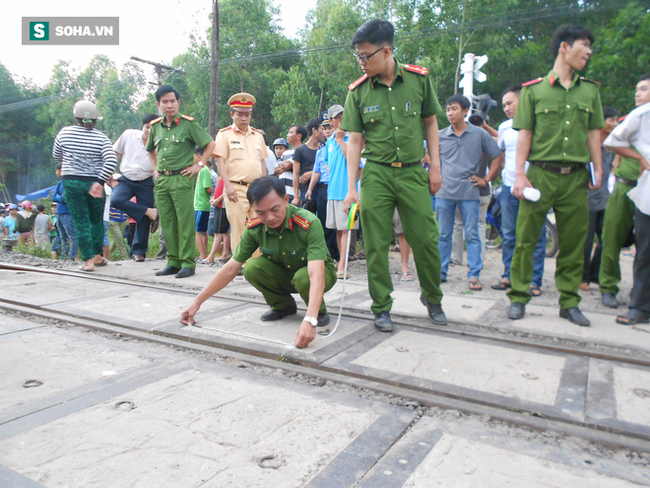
left=437, top=95, right=501, bottom=289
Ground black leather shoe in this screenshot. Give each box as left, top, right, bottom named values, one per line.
left=601, top=292, right=619, bottom=309
left=261, top=303, right=297, bottom=321
left=560, top=307, right=590, bottom=326
left=175, top=267, right=195, bottom=279
left=374, top=311, right=394, bottom=332
left=317, top=313, right=330, bottom=326
left=507, top=302, right=525, bottom=320
left=420, top=295, right=447, bottom=325
left=155, top=265, right=180, bottom=276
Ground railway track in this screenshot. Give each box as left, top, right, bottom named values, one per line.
left=2, top=262, right=650, bottom=453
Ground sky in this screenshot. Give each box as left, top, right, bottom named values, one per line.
left=2, top=0, right=317, bottom=88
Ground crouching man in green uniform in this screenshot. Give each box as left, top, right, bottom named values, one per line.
left=180, top=176, right=337, bottom=349
left=342, top=19, right=447, bottom=332
left=507, top=25, right=605, bottom=326
left=147, top=85, right=215, bottom=279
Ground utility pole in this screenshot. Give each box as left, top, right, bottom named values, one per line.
left=209, top=0, right=220, bottom=138
left=130, top=56, right=185, bottom=114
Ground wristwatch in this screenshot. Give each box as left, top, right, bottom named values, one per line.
left=303, top=316, right=318, bottom=327
left=198, top=161, right=204, bottom=167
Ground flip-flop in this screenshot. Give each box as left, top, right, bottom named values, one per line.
left=401, top=271, right=414, bottom=281
left=469, top=279, right=482, bottom=291
left=337, top=269, right=345, bottom=279
left=527, top=285, right=542, bottom=297
left=616, top=310, right=650, bottom=326
left=79, top=265, right=94, bottom=272
left=491, top=280, right=511, bottom=290
left=95, top=258, right=108, bottom=267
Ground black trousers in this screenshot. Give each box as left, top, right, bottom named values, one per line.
left=583, top=209, right=605, bottom=284
left=111, top=176, right=155, bottom=257
left=631, top=209, right=650, bottom=314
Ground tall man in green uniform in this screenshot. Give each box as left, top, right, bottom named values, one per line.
left=507, top=25, right=605, bottom=326
left=147, top=85, right=215, bottom=279
left=599, top=73, right=650, bottom=308
left=341, top=19, right=447, bottom=332
left=180, top=176, right=337, bottom=349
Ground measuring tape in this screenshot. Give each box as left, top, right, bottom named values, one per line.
left=192, top=203, right=359, bottom=348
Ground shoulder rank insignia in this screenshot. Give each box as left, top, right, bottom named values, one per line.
left=181, top=114, right=195, bottom=121
left=150, top=116, right=163, bottom=125
left=251, top=127, right=263, bottom=134
left=246, top=217, right=262, bottom=228
left=219, top=126, right=233, bottom=132
left=522, top=78, right=543, bottom=87
left=291, top=214, right=312, bottom=231
left=404, top=64, right=428, bottom=76
left=618, top=115, right=627, bottom=123
left=348, top=74, right=369, bottom=91
left=580, top=77, right=602, bottom=85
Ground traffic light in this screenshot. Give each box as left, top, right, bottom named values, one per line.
left=469, top=93, right=497, bottom=126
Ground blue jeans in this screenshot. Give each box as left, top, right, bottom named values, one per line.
left=437, top=198, right=481, bottom=279
left=111, top=176, right=155, bottom=257
left=500, top=185, right=546, bottom=287
left=56, top=212, right=78, bottom=260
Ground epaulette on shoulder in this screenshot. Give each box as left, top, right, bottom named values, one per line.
left=251, top=127, right=263, bottom=134
left=348, top=74, right=369, bottom=91
left=618, top=115, right=627, bottom=123
left=291, top=213, right=312, bottom=231
left=219, top=126, right=233, bottom=132
left=150, top=117, right=163, bottom=125
left=580, top=77, right=602, bottom=85
left=522, top=78, right=543, bottom=87
left=181, top=114, right=195, bottom=121
left=246, top=217, right=262, bottom=228
left=404, top=64, right=428, bottom=76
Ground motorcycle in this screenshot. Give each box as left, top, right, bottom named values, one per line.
left=485, top=185, right=559, bottom=258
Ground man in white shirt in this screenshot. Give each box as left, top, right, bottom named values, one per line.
left=112, top=114, right=159, bottom=262
left=605, top=73, right=650, bottom=325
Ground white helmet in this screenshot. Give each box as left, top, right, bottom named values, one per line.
left=73, top=100, right=99, bottom=119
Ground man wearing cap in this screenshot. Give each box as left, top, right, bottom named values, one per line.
left=342, top=19, right=447, bottom=331
left=213, top=92, right=269, bottom=253
left=146, top=85, right=215, bottom=279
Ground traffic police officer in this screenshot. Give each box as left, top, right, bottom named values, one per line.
left=508, top=25, right=605, bottom=326
left=341, top=19, right=447, bottom=332
left=213, top=92, right=269, bottom=254
left=180, top=176, right=337, bottom=349
left=146, top=85, right=215, bottom=279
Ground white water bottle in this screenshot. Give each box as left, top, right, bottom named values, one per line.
left=522, top=187, right=541, bottom=202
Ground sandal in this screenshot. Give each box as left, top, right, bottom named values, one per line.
left=217, top=254, right=232, bottom=263
left=527, top=285, right=542, bottom=297
left=616, top=309, right=650, bottom=326
left=401, top=271, right=414, bottom=282
left=95, top=257, right=108, bottom=267
left=79, top=265, right=94, bottom=272
left=337, top=269, right=345, bottom=279
left=469, top=278, right=482, bottom=291
left=491, top=279, right=511, bottom=290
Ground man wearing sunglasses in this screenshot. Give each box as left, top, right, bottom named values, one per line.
left=342, top=19, right=446, bottom=332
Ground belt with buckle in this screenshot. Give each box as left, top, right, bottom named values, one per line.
left=529, top=161, right=586, bottom=175
left=160, top=169, right=184, bottom=176
left=230, top=180, right=252, bottom=187
left=615, top=175, right=637, bottom=187
left=375, top=161, right=420, bottom=168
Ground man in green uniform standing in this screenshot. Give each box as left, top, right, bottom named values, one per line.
left=507, top=25, right=605, bottom=326
left=147, top=85, right=215, bottom=279
left=341, top=19, right=447, bottom=332
left=599, top=74, right=650, bottom=308
left=180, top=176, right=337, bottom=349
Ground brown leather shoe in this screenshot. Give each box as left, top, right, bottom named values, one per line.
left=132, top=254, right=145, bottom=262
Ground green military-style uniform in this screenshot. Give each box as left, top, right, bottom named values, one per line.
left=233, top=205, right=337, bottom=314
left=508, top=71, right=605, bottom=308
left=341, top=60, right=443, bottom=313
left=146, top=114, right=212, bottom=269
left=599, top=155, right=640, bottom=295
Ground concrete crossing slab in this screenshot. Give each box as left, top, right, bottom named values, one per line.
left=0, top=366, right=414, bottom=487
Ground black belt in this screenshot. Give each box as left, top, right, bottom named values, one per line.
left=374, top=161, right=421, bottom=168
left=230, top=180, right=251, bottom=187
left=160, top=169, right=184, bottom=176
left=615, top=175, right=637, bottom=187
left=316, top=183, right=328, bottom=189
left=529, top=161, right=586, bottom=175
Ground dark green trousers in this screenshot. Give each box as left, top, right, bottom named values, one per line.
left=598, top=181, right=636, bottom=295
left=360, top=162, right=442, bottom=313
left=155, top=174, right=196, bottom=269
left=243, top=257, right=337, bottom=314
left=62, top=179, right=105, bottom=261
left=508, top=165, right=589, bottom=308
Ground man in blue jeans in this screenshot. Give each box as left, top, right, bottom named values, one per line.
left=51, top=163, right=78, bottom=260
left=437, top=95, right=501, bottom=290
left=490, top=86, right=546, bottom=295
